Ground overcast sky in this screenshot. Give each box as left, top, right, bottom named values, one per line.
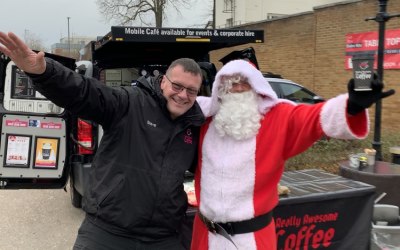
left=0, top=0, right=211, bottom=49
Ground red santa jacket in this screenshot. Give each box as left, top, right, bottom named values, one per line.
left=191, top=59, right=369, bottom=250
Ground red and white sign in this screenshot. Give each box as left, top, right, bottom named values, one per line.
left=345, top=29, right=400, bottom=69
left=6, top=119, right=28, bottom=127
left=41, top=122, right=62, bottom=130
left=5, top=135, right=31, bottom=166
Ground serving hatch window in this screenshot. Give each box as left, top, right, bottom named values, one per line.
left=11, top=65, right=46, bottom=100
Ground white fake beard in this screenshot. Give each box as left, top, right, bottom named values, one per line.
left=214, top=91, right=262, bottom=140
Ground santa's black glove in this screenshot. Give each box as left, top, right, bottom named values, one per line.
left=347, top=74, right=395, bottom=115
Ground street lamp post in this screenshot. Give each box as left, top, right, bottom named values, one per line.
left=213, top=0, right=216, bottom=29
left=67, top=17, right=71, bottom=57
left=24, top=29, right=29, bottom=43
left=365, top=0, right=400, bottom=161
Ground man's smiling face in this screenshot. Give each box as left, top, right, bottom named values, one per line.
left=161, top=65, right=202, bottom=119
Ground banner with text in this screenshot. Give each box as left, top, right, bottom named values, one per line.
left=274, top=194, right=374, bottom=250
left=110, top=26, right=264, bottom=44
left=345, top=29, right=400, bottom=69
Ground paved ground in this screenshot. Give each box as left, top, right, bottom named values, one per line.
left=0, top=187, right=85, bottom=250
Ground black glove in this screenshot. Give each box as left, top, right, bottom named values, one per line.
left=347, top=74, right=395, bottom=115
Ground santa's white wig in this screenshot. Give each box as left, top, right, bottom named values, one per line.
left=197, top=59, right=290, bottom=117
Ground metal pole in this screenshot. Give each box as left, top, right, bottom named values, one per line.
left=232, top=0, right=235, bottom=26
left=24, top=29, right=28, bottom=43
left=67, top=17, right=71, bottom=57
left=213, top=0, right=216, bottom=29
left=372, top=0, right=387, bottom=161
left=365, top=0, right=400, bottom=160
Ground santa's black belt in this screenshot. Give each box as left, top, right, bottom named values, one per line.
left=198, top=210, right=273, bottom=236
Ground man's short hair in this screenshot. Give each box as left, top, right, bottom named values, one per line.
left=167, top=58, right=202, bottom=77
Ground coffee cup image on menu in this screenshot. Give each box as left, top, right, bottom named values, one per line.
left=42, top=143, right=52, bottom=160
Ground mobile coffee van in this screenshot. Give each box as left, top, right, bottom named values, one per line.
left=0, top=52, right=75, bottom=189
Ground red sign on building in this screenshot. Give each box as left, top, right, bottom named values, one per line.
left=345, top=29, right=400, bottom=69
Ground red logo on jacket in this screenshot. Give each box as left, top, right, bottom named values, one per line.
left=184, top=129, right=193, bottom=144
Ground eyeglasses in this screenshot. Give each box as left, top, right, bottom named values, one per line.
left=165, top=75, right=199, bottom=97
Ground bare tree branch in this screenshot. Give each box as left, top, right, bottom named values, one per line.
left=96, top=0, right=197, bottom=27
left=24, top=31, right=48, bottom=52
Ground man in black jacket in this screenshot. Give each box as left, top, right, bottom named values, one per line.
left=0, top=31, right=205, bottom=250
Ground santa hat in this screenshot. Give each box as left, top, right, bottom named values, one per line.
left=197, top=59, right=285, bottom=117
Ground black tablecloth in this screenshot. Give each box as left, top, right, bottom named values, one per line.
left=183, top=169, right=375, bottom=250
left=275, top=169, right=375, bottom=250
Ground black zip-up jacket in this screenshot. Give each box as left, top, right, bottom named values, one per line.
left=29, top=58, right=205, bottom=240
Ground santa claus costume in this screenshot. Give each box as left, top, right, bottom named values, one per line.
left=191, top=60, right=369, bottom=250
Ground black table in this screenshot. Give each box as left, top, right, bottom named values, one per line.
left=183, top=169, right=376, bottom=250
left=339, top=160, right=400, bottom=207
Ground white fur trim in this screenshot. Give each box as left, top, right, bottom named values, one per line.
left=320, top=94, right=369, bottom=139
left=209, top=231, right=256, bottom=250
left=200, top=121, right=256, bottom=222
left=201, top=121, right=258, bottom=249
left=197, top=60, right=279, bottom=117
left=195, top=96, right=214, bottom=118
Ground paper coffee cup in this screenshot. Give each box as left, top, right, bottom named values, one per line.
left=349, top=154, right=360, bottom=168
left=42, top=143, right=52, bottom=160
left=352, top=54, right=374, bottom=91
left=364, top=148, right=376, bottom=166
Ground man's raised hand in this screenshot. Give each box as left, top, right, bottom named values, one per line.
left=0, top=32, right=46, bottom=74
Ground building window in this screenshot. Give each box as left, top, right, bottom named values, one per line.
left=224, top=0, right=233, bottom=12
left=226, top=18, right=233, bottom=27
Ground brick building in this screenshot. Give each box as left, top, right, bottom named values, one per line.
left=215, top=0, right=343, bottom=28
left=210, top=0, right=400, bottom=131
